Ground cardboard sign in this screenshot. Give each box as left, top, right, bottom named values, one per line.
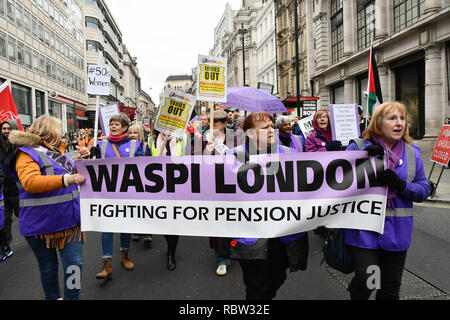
left=99, top=103, right=120, bottom=138
left=154, top=89, right=196, bottom=138
left=87, top=64, right=112, bottom=96
left=196, top=55, right=227, bottom=102
left=298, top=115, right=314, bottom=137
left=330, top=104, right=360, bottom=146
left=431, top=125, right=450, bottom=166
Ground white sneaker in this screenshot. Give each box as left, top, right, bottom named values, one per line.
left=216, top=264, right=227, bottom=276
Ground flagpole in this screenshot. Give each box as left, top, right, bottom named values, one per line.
left=365, top=42, right=373, bottom=130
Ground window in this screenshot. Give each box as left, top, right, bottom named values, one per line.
left=40, top=54, right=45, bottom=74
left=33, top=50, right=39, bottom=73
left=85, top=16, right=101, bottom=30
left=8, top=37, right=15, bottom=62
left=17, top=41, right=24, bottom=65
left=11, top=82, right=32, bottom=126
left=0, top=0, right=5, bottom=17
left=15, top=2, right=22, bottom=28
left=25, top=46, right=32, bottom=69
left=332, top=83, right=345, bottom=104
left=330, top=0, right=343, bottom=64
left=32, top=15, right=38, bottom=38
left=6, top=0, right=14, bottom=23
left=38, top=20, right=44, bottom=42
left=0, top=31, right=6, bottom=58
left=86, top=40, right=101, bottom=52
left=35, top=90, right=45, bottom=117
left=23, top=9, right=31, bottom=33
left=357, top=0, right=375, bottom=51
left=393, top=0, right=425, bottom=32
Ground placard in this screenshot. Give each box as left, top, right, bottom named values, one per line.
left=196, top=55, right=227, bottom=102
left=431, top=125, right=450, bottom=166
left=329, top=104, right=360, bottom=146
left=87, top=64, right=112, bottom=96
left=298, top=115, right=314, bottom=137
left=99, top=103, right=120, bottom=138
left=154, top=89, right=196, bottom=138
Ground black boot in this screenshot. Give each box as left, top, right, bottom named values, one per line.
left=167, top=251, right=176, bottom=271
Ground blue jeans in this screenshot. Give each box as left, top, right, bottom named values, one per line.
left=216, top=250, right=230, bottom=267
left=25, top=234, right=83, bottom=300
left=101, top=233, right=131, bottom=258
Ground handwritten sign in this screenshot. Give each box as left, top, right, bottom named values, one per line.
left=298, top=115, right=314, bottom=137
left=87, top=64, right=111, bottom=96
left=99, top=103, right=120, bottom=138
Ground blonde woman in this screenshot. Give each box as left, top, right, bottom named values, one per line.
left=345, top=102, right=431, bottom=300
left=9, top=115, right=88, bottom=300
left=128, top=124, right=152, bottom=246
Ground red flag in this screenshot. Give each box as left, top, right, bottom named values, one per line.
left=0, top=82, right=24, bottom=131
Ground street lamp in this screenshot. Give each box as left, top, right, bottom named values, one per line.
left=238, top=23, right=248, bottom=86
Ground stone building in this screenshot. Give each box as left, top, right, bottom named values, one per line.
left=309, top=0, right=450, bottom=141
left=0, top=0, right=87, bottom=131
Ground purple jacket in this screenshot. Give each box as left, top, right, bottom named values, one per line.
left=278, top=133, right=305, bottom=152
left=305, top=130, right=329, bottom=152
left=344, top=140, right=431, bottom=251
left=226, top=143, right=305, bottom=245
left=12, top=146, right=80, bottom=237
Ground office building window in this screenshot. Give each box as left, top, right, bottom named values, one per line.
left=35, top=90, right=45, bottom=118
left=357, top=0, right=375, bottom=51
left=0, top=0, right=5, bottom=17
left=8, top=37, right=15, bottom=62
left=11, top=82, right=32, bottom=125
left=25, top=46, right=32, bottom=69
left=6, top=0, right=14, bottom=23
left=15, top=2, right=22, bottom=28
left=0, top=31, right=6, bottom=58
left=23, top=9, right=31, bottom=33
left=332, top=83, right=345, bottom=104
left=17, top=41, right=24, bottom=65
left=330, top=0, right=343, bottom=64
left=393, top=0, right=425, bottom=32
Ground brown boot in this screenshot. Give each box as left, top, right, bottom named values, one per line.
left=96, top=258, right=112, bottom=279
left=120, top=249, right=135, bottom=270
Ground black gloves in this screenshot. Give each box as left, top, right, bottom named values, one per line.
left=326, top=140, right=342, bottom=151
left=365, top=144, right=385, bottom=157
left=90, top=146, right=101, bottom=159
left=380, top=169, right=407, bottom=192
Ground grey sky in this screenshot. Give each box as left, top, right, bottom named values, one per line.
left=106, top=0, right=243, bottom=105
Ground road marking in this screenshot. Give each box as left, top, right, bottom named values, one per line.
left=415, top=202, right=450, bottom=209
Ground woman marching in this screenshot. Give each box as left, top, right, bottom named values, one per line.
left=305, top=109, right=342, bottom=152
left=345, top=101, right=431, bottom=300
left=8, top=115, right=88, bottom=300
left=92, top=114, right=144, bottom=280
left=226, top=112, right=309, bottom=300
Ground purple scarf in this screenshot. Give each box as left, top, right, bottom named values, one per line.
left=373, top=136, right=405, bottom=209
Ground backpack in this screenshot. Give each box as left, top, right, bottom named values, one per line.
left=321, top=228, right=354, bottom=274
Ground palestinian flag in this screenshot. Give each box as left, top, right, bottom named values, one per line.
left=367, top=45, right=383, bottom=116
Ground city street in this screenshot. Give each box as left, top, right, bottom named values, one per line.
left=0, top=201, right=448, bottom=300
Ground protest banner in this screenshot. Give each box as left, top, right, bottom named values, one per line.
left=99, top=103, right=120, bottom=138
left=330, top=104, right=360, bottom=146
left=298, top=115, right=314, bottom=137
left=430, top=125, right=450, bottom=166
left=196, top=55, right=227, bottom=103
left=77, top=151, right=388, bottom=238
left=0, top=82, right=24, bottom=131
left=154, top=89, right=196, bottom=140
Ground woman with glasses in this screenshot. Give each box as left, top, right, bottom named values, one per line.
left=305, top=109, right=342, bottom=152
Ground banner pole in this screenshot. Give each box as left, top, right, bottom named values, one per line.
left=209, top=101, right=215, bottom=143
left=92, top=51, right=103, bottom=159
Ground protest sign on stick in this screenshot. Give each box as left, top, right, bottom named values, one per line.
left=329, top=104, right=360, bottom=146
left=154, top=89, right=196, bottom=153
left=196, top=55, right=227, bottom=103
left=298, top=115, right=314, bottom=137
left=99, top=103, right=120, bottom=138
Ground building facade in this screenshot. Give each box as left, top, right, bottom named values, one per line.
left=310, top=0, right=450, bottom=140
left=122, top=44, right=140, bottom=121
left=275, top=0, right=310, bottom=107
left=256, top=0, right=278, bottom=94
left=0, top=0, right=87, bottom=132
left=137, top=89, right=155, bottom=123
left=83, top=0, right=125, bottom=127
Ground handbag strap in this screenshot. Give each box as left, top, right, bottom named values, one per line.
left=111, top=143, right=121, bottom=158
